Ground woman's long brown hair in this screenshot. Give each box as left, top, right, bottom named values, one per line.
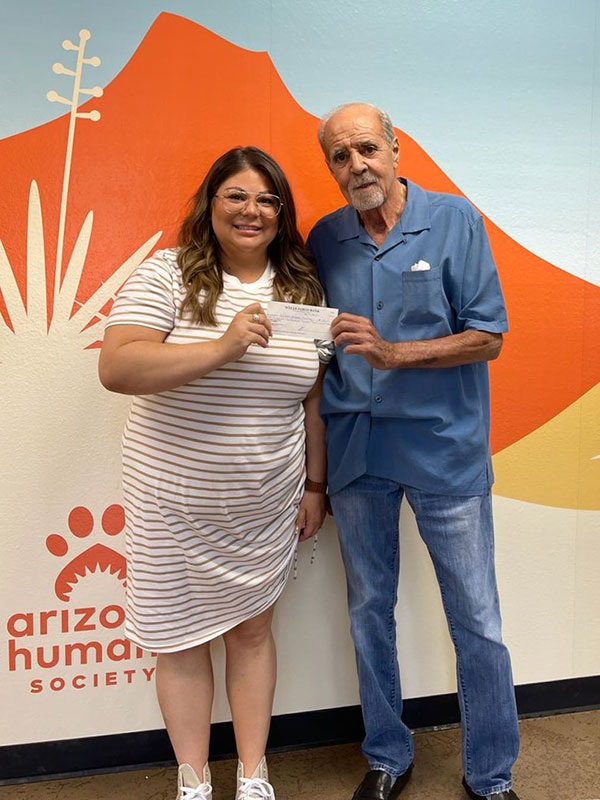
left=177, top=147, right=323, bottom=326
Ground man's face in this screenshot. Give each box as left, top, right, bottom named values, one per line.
left=322, top=105, right=399, bottom=211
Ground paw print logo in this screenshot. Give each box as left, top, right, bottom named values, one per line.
left=45, top=505, right=127, bottom=602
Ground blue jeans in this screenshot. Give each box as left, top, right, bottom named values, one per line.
left=330, top=475, right=519, bottom=796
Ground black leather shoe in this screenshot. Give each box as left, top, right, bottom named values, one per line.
left=462, top=776, right=520, bottom=799
left=352, top=764, right=413, bottom=799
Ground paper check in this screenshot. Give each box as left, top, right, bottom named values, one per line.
left=266, top=301, right=338, bottom=340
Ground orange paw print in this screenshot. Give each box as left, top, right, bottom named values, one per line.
left=46, top=505, right=127, bottom=602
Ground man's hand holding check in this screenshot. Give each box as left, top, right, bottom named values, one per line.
left=331, top=312, right=396, bottom=370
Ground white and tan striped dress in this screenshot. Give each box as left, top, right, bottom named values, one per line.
left=106, top=248, right=322, bottom=652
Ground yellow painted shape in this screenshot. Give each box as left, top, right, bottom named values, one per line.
left=493, top=382, right=600, bottom=510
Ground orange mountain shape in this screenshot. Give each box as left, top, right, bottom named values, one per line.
left=1, top=10, right=599, bottom=457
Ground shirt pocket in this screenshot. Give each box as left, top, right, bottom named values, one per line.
left=400, top=266, right=445, bottom=326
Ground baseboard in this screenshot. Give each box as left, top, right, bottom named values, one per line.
left=1, top=675, right=598, bottom=784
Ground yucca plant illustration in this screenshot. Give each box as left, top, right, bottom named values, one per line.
left=0, top=29, right=161, bottom=353
left=0, top=29, right=161, bottom=606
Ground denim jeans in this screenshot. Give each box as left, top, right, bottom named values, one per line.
left=330, top=475, right=519, bottom=796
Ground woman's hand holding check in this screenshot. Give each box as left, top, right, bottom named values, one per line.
left=218, top=302, right=272, bottom=361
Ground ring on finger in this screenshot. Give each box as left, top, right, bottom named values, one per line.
left=252, top=311, right=261, bottom=323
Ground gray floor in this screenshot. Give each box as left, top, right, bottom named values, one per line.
left=1, top=711, right=598, bottom=799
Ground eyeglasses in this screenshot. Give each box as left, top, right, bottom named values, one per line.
left=214, top=189, right=283, bottom=218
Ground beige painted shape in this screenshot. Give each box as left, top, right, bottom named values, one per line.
left=493, top=381, right=600, bottom=510
left=492, top=496, right=577, bottom=684
left=573, top=510, right=600, bottom=675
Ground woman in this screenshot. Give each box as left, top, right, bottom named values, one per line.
left=99, top=147, right=329, bottom=800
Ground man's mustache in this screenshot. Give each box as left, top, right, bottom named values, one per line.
left=348, top=173, right=379, bottom=190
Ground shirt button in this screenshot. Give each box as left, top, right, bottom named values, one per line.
left=375, top=395, right=382, bottom=403
left=377, top=301, right=383, bottom=310
left=374, top=255, right=382, bottom=261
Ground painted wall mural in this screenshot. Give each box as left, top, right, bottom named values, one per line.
left=1, top=6, right=598, bottom=749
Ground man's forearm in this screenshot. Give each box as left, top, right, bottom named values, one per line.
left=331, top=312, right=503, bottom=370
left=385, top=330, right=503, bottom=369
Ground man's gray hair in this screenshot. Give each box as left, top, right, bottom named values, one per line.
left=317, top=102, right=396, bottom=151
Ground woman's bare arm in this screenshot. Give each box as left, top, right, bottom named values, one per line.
left=99, top=303, right=272, bottom=395
left=296, top=363, right=328, bottom=540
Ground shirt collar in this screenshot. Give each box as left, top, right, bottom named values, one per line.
left=335, top=178, right=431, bottom=243
left=335, top=204, right=363, bottom=241
left=221, top=260, right=273, bottom=289
left=399, top=179, right=431, bottom=234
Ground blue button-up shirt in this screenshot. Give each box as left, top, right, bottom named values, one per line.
left=307, top=178, right=508, bottom=496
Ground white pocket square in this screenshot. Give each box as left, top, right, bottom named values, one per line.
left=410, top=260, right=431, bottom=272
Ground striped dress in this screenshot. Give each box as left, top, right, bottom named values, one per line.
left=106, top=248, right=322, bottom=652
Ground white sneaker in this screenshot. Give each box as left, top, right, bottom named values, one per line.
left=176, top=762, right=212, bottom=800
left=236, top=756, right=275, bottom=799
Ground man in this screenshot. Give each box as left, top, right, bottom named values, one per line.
left=307, top=103, right=520, bottom=800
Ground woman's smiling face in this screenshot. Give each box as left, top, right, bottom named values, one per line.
left=211, top=168, right=279, bottom=264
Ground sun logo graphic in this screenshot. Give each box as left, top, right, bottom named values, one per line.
left=45, top=505, right=127, bottom=602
